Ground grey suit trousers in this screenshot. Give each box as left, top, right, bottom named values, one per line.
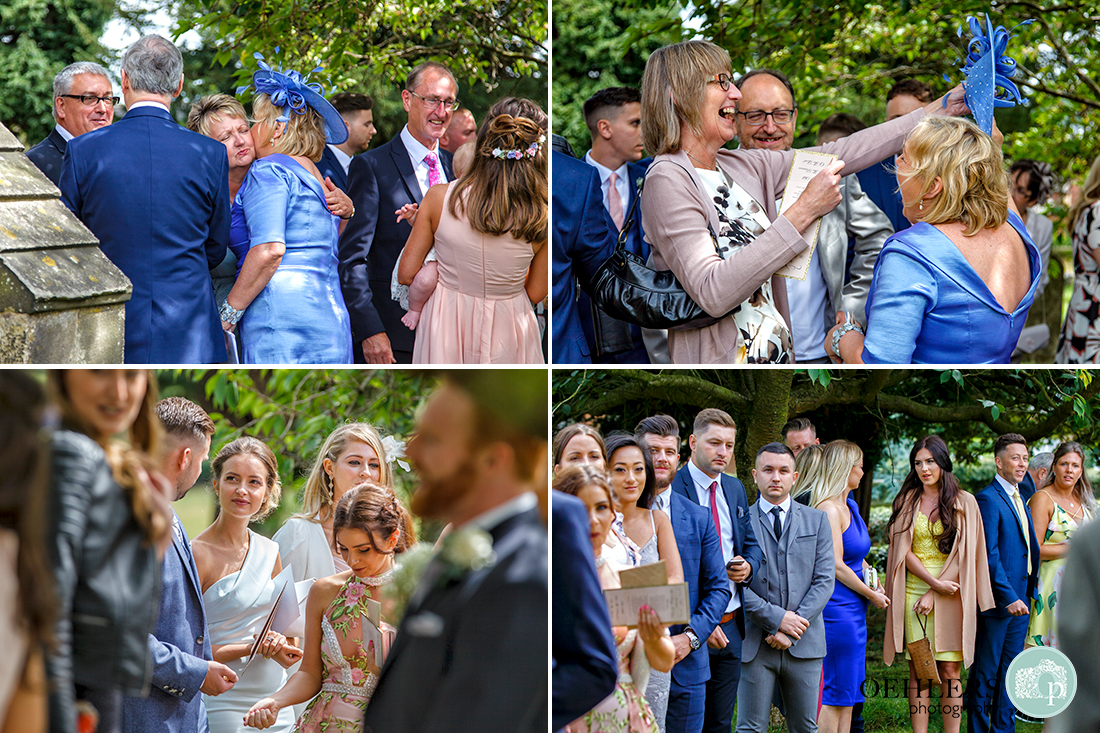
left=735, top=644, right=822, bottom=733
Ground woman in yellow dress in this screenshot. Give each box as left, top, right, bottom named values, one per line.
left=883, top=436, right=993, bottom=733
left=1026, top=441, right=1096, bottom=649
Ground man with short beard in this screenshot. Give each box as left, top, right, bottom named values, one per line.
left=635, top=414, right=731, bottom=733
left=122, top=397, right=236, bottom=733
left=364, top=370, right=546, bottom=733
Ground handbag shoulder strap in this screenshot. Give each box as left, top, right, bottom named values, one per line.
left=621, top=160, right=719, bottom=252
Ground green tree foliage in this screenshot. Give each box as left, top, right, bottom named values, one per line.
left=0, top=0, right=120, bottom=146
left=554, top=368, right=1100, bottom=503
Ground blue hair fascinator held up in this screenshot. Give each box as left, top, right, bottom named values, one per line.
left=942, top=14, right=1033, bottom=136
left=237, top=51, right=349, bottom=145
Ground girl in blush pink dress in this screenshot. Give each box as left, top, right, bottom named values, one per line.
left=244, top=483, right=417, bottom=732
left=398, top=97, right=548, bottom=364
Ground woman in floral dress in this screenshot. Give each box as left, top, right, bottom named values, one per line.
left=555, top=465, right=675, bottom=733
left=1027, top=442, right=1096, bottom=648
left=245, top=482, right=416, bottom=731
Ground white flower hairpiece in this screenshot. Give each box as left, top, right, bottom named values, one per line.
left=489, top=133, right=545, bottom=160
left=380, top=435, right=410, bottom=472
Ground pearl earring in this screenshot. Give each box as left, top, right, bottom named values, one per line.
left=919, top=201, right=924, bottom=212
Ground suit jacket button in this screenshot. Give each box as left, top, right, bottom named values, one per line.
left=197, top=636, right=204, bottom=644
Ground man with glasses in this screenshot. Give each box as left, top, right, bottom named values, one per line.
left=27, top=62, right=117, bottom=186
left=339, top=61, right=458, bottom=364
left=733, top=69, right=892, bottom=364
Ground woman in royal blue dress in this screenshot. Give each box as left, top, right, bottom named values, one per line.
left=812, top=440, right=889, bottom=733
left=827, top=116, right=1040, bottom=364
left=219, top=59, right=354, bottom=363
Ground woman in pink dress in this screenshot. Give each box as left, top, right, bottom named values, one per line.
left=244, top=482, right=416, bottom=732
left=555, top=466, right=675, bottom=733
left=399, top=97, right=548, bottom=364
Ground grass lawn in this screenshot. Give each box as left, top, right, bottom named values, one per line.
left=175, top=487, right=216, bottom=539
left=749, top=605, right=1045, bottom=732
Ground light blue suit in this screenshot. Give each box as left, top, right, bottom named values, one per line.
left=122, top=510, right=213, bottom=733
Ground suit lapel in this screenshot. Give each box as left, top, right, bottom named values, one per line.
left=388, top=134, right=425, bottom=205
left=172, top=513, right=206, bottom=615
left=995, top=483, right=1029, bottom=544
left=49, top=128, right=67, bottom=156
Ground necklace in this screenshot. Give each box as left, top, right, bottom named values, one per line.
left=352, top=565, right=396, bottom=586
left=686, top=148, right=717, bottom=171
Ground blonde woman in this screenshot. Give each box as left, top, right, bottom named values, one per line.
left=812, top=440, right=887, bottom=733
left=829, top=116, right=1040, bottom=364
left=1056, top=154, right=1100, bottom=362
left=193, top=438, right=300, bottom=733
left=274, top=423, right=395, bottom=583
left=221, top=60, right=354, bottom=363
left=792, top=442, right=825, bottom=504
left=1027, top=441, right=1096, bottom=649
left=399, top=97, right=548, bottom=364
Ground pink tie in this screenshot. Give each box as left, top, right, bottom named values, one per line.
left=708, top=481, right=722, bottom=540
left=426, top=150, right=442, bottom=188
left=607, top=172, right=624, bottom=230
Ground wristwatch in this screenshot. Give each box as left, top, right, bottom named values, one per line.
left=683, top=626, right=701, bottom=651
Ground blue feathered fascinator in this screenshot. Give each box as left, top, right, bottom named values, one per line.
left=237, top=52, right=348, bottom=145
left=942, top=14, right=1033, bottom=136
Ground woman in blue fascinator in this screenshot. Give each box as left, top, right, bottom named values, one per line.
left=219, top=55, right=354, bottom=364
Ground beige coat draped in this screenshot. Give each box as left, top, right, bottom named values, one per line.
left=883, top=490, right=994, bottom=668
left=641, top=108, right=927, bottom=364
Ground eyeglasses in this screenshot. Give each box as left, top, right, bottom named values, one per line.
left=59, top=94, right=120, bottom=107
left=407, top=89, right=460, bottom=112
left=709, top=73, right=733, bottom=91
left=736, top=109, right=795, bottom=126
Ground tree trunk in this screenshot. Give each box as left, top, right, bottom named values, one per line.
left=738, top=370, right=794, bottom=502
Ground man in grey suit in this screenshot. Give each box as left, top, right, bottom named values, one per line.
left=734, top=69, right=893, bottom=363
left=736, top=442, right=834, bottom=733
left=122, top=397, right=236, bottom=733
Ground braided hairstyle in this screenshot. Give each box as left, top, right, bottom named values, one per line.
left=332, top=481, right=417, bottom=555
left=448, top=97, right=547, bottom=245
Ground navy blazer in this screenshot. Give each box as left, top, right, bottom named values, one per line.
left=551, top=492, right=617, bottom=731
left=122, top=511, right=213, bottom=733
left=664, top=490, right=730, bottom=687
left=60, top=106, right=229, bottom=363
left=1019, top=469, right=1037, bottom=504
left=338, top=133, right=453, bottom=360
left=364, top=505, right=546, bottom=733
left=975, top=479, right=1041, bottom=617
left=856, top=157, right=907, bottom=234
left=26, top=127, right=67, bottom=186
left=671, top=464, right=762, bottom=640
left=317, top=144, right=348, bottom=191
left=551, top=151, right=616, bottom=364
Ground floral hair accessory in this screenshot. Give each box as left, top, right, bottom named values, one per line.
left=236, top=49, right=349, bottom=145
left=490, top=133, right=545, bottom=160
left=380, top=435, right=410, bottom=472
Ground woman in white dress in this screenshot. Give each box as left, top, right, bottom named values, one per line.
left=193, top=437, right=301, bottom=733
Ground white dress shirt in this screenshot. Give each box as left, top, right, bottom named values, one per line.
left=584, top=151, right=632, bottom=222
left=55, top=124, right=74, bottom=142
left=328, top=144, right=352, bottom=174
left=785, top=245, right=831, bottom=361
left=399, top=125, right=448, bottom=196
left=757, top=493, right=793, bottom=535
left=127, top=100, right=171, bottom=113
left=687, top=460, right=740, bottom=613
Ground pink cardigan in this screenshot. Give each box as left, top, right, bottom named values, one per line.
left=641, top=108, right=927, bottom=364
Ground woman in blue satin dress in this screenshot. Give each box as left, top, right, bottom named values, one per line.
left=219, top=60, right=354, bottom=363
left=827, top=117, right=1040, bottom=364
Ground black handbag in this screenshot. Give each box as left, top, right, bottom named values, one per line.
left=589, top=162, right=738, bottom=330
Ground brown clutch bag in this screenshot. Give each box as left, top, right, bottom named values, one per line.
left=906, top=614, right=941, bottom=685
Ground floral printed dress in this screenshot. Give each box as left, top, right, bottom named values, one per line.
left=294, top=573, right=396, bottom=733
left=1027, top=495, right=1092, bottom=649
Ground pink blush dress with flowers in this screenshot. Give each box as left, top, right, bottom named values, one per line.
left=294, top=573, right=395, bottom=733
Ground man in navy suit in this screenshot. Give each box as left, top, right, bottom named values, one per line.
left=552, top=491, right=617, bottom=732
left=967, top=433, right=1041, bottom=733
left=317, top=92, right=375, bottom=191
left=339, top=62, right=456, bottom=364
left=551, top=151, right=617, bottom=364
left=60, top=35, right=229, bottom=363
left=581, top=86, right=651, bottom=363
left=636, top=414, right=732, bottom=733
left=27, top=61, right=115, bottom=186
left=670, top=409, right=762, bottom=733
left=122, top=397, right=237, bottom=733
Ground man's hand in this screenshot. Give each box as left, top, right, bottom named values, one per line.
left=778, top=611, right=809, bottom=640
left=361, top=332, right=396, bottom=364
left=671, top=633, right=691, bottom=662
left=726, top=557, right=751, bottom=583
left=1007, top=599, right=1029, bottom=616
left=707, top=626, right=729, bottom=650
left=200, top=661, right=238, bottom=696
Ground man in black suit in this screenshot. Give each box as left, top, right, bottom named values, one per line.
left=339, top=62, right=457, bottom=363
left=317, top=92, right=375, bottom=191
left=363, top=370, right=546, bottom=733
left=26, top=61, right=116, bottom=186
